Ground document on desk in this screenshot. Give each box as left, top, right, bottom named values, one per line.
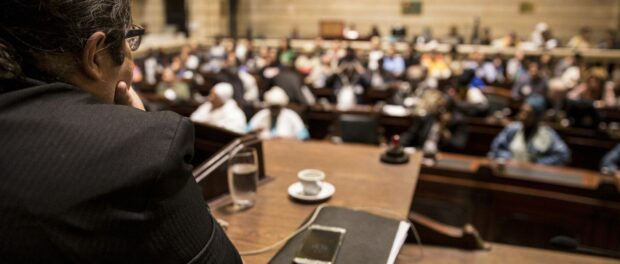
left=388, top=221, right=411, bottom=264
left=269, top=206, right=410, bottom=264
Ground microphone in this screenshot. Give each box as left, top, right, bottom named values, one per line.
left=194, top=136, right=262, bottom=182
left=550, top=236, right=620, bottom=259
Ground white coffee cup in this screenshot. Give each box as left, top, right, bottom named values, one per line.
left=298, top=169, right=325, bottom=196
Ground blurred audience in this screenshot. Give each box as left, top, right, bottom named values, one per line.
left=133, top=29, right=620, bottom=169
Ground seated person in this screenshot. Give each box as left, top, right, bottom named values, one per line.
left=156, top=68, right=191, bottom=102
left=492, top=31, right=519, bottom=48
left=601, top=144, right=620, bottom=174
left=443, top=25, right=465, bottom=45
left=278, top=38, right=296, bottom=66
left=381, top=45, right=406, bottom=79
left=215, top=53, right=250, bottom=107
left=421, top=50, right=451, bottom=80
left=511, top=61, right=548, bottom=100
left=190, top=83, right=247, bottom=134
left=506, top=50, right=526, bottom=82
left=568, top=68, right=615, bottom=106
left=449, top=70, right=489, bottom=117
left=305, top=54, right=333, bottom=89
left=268, top=65, right=311, bottom=106
left=0, top=1, right=240, bottom=262
left=490, top=95, right=571, bottom=166
left=401, top=92, right=468, bottom=153
left=367, top=37, right=384, bottom=72
left=565, top=72, right=608, bottom=128
left=248, top=87, right=309, bottom=140
left=326, top=61, right=370, bottom=107
left=567, top=27, right=592, bottom=49
left=544, top=78, right=570, bottom=124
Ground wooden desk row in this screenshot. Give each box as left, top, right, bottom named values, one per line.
left=413, top=152, right=620, bottom=252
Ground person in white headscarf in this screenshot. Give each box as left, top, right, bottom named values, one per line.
left=190, top=83, right=247, bottom=134
left=248, top=87, right=309, bottom=140
left=531, top=22, right=548, bottom=47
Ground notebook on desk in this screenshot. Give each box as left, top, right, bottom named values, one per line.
left=269, top=206, right=410, bottom=264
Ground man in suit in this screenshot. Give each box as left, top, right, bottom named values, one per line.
left=0, top=1, right=241, bottom=263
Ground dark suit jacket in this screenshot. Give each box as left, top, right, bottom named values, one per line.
left=269, top=67, right=309, bottom=105
left=0, top=80, right=241, bottom=263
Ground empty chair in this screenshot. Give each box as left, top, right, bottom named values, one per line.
left=338, top=114, right=380, bottom=145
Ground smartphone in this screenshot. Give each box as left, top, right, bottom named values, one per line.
left=293, top=225, right=346, bottom=264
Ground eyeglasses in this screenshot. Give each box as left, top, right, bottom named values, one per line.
left=125, top=25, right=145, bottom=52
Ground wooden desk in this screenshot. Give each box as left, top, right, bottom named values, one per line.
left=427, top=153, right=613, bottom=193
left=209, top=140, right=422, bottom=263
left=398, top=244, right=620, bottom=264
left=414, top=152, right=620, bottom=252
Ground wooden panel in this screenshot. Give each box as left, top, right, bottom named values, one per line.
left=319, top=20, right=344, bottom=39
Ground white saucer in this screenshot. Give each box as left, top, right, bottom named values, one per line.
left=288, top=182, right=335, bottom=201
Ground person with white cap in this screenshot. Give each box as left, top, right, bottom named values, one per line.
left=248, top=87, right=309, bottom=140
left=190, top=82, right=247, bottom=134
left=531, top=22, right=548, bottom=47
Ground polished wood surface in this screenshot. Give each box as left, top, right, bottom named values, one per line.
left=428, top=152, right=620, bottom=197
left=414, top=152, right=620, bottom=252
left=206, top=140, right=619, bottom=263
left=397, top=244, right=620, bottom=264
left=208, top=140, right=422, bottom=263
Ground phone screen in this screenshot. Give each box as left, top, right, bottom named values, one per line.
left=294, top=226, right=345, bottom=263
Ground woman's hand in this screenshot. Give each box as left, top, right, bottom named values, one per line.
left=114, top=81, right=145, bottom=111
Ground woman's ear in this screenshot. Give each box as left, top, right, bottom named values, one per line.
left=81, top=32, right=108, bottom=81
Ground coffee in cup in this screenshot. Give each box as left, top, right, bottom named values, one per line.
left=297, top=169, right=325, bottom=196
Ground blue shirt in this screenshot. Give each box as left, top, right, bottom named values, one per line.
left=382, top=56, right=405, bottom=75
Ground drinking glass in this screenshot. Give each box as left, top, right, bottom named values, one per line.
left=227, top=147, right=259, bottom=210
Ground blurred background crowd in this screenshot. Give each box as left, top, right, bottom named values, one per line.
left=130, top=22, right=620, bottom=172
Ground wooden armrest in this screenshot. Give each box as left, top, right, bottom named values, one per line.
left=409, top=212, right=490, bottom=250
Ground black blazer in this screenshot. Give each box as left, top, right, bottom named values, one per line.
left=0, top=80, right=241, bottom=263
